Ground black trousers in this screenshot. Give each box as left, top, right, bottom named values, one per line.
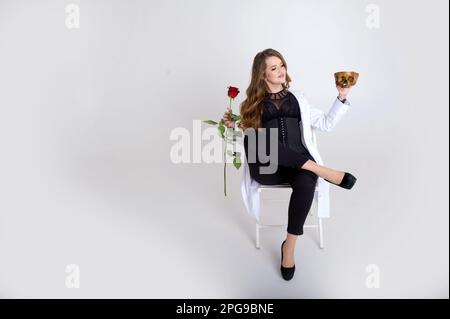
left=244, top=134, right=318, bottom=235
left=256, top=165, right=318, bottom=235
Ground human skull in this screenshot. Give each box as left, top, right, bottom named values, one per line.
left=334, top=71, right=359, bottom=88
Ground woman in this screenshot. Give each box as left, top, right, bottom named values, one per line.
left=223, top=48, right=357, bottom=281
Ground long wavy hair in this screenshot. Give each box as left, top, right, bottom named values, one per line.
left=239, top=48, right=292, bottom=130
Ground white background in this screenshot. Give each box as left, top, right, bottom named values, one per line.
left=0, top=0, right=448, bottom=298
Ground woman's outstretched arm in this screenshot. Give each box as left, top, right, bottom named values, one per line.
left=302, top=86, right=353, bottom=132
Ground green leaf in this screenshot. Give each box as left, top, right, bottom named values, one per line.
left=218, top=124, right=225, bottom=138
left=230, top=114, right=241, bottom=121
left=203, top=120, right=218, bottom=125
left=226, top=150, right=234, bottom=157
left=233, top=156, right=241, bottom=170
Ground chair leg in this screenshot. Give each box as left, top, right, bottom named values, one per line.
left=318, top=218, right=324, bottom=249
left=255, top=223, right=260, bottom=249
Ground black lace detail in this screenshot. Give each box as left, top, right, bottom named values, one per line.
left=263, top=88, right=289, bottom=112
left=262, top=91, right=300, bottom=122
left=265, top=88, right=289, bottom=100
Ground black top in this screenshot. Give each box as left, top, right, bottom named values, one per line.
left=261, top=88, right=309, bottom=155
left=262, top=88, right=301, bottom=123
left=244, top=88, right=315, bottom=181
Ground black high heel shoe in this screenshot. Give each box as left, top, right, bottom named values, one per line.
left=325, top=172, right=357, bottom=190
left=280, top=240, right=295, bottom=281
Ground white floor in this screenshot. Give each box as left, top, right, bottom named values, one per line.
left=1, top=163, right=448, bottom=299
left=0, top=0, right=448, bottom=298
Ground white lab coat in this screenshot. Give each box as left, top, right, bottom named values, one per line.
left=235, top=89, right=351, bottom=221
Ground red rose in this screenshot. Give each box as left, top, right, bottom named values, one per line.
left=227, top=86, right=240, bottom=99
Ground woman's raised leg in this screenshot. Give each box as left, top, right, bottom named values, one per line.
left=300, top=160, right=347, bottom=185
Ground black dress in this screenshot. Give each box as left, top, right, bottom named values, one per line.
left=243, top=87, right=318, bottom=236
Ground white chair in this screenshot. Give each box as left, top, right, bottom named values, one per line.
left=255, top=183, right=324, bottom=250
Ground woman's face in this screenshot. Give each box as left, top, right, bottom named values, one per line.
left=263, top=56, right=286, bottom=87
